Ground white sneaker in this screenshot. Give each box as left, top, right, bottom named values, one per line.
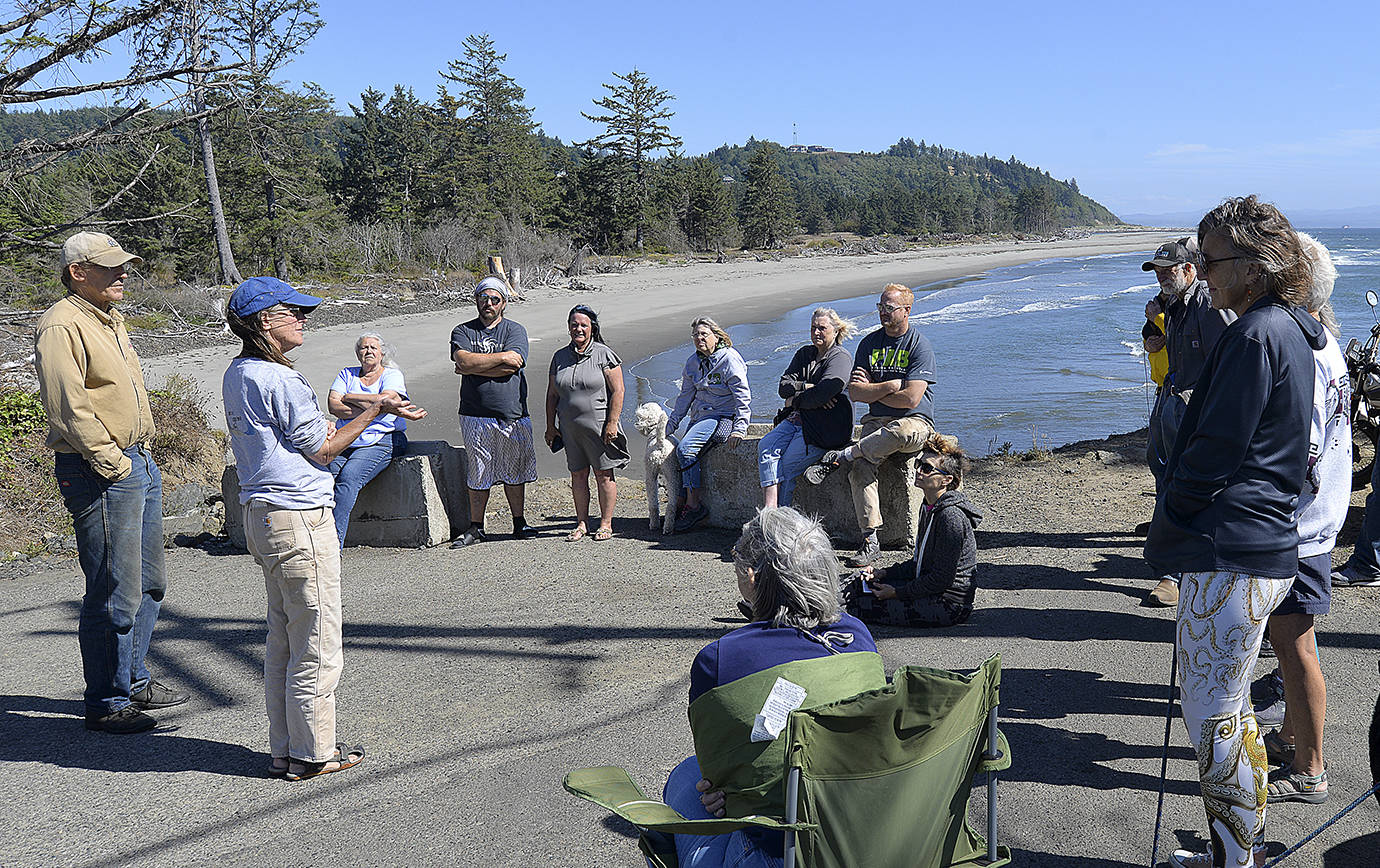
left=1168, top=844, right=1266, bottom=868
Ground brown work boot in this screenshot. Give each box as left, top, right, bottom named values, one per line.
left=1142, top=576, right=1179, bottom=608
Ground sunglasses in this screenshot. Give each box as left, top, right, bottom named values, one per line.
left=476, top=294, right=505, bottom=306
left=916, top=459, right=945, bottom=475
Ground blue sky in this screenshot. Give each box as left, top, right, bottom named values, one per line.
left=75, top=0, right=1380, bottom=219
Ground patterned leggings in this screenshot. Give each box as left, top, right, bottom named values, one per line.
left=1177, top=570, right=1293, bottom=867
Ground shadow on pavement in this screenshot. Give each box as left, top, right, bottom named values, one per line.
left=0, top=694, right=262, bottom=777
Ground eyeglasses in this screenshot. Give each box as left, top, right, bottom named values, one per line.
left=916, top=460, right=943, bottom=475
left=876, top=303, right=906, bottom=314
left=1201, top=254, right=1248, bottom=271
left=267, top=306, right=308, bottom=321
left=476, top=294, right=504, bottom=306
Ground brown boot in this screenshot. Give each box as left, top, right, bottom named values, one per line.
left=1142, top=576, right=1179, bottom=608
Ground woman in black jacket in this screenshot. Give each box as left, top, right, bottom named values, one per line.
left=758, top=308, right=854, bottom=507
left=1144, top=196, right=1325, bottom=868
left=848, top=433, right=981, bottom=628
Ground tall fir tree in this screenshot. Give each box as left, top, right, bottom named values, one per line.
left=580, top=69, right=682, bottom=251
left=738, top=143, right=795, bottom=249
left=682, top=158, right=735, bottom=252
left=437, top=33, right=549, bottom=231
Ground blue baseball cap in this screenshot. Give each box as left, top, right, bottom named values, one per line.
left=228, top=276, right=323, bottom=317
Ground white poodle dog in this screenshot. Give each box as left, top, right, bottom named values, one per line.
left=634, top=402, right=681, bottom=534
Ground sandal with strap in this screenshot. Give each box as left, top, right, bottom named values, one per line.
left=1262, top=729, right=1295, bottom=766
left=592, top=527, right=613, bottom=541
left=565, top=526, right=588, bottom=542
left=1266, top=763, right=1328, bottom=804
left=285, top=743, right=365, bottom=782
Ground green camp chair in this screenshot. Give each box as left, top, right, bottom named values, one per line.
left=565, top=654, right=1011, bottom=868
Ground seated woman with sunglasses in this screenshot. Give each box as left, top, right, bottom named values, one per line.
left=848, top=434, right=981, bottom=628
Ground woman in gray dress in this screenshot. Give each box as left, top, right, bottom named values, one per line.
left=545, top=305, right=627, bottom=541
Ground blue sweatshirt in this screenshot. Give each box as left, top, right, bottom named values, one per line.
left=668, top=346, right=752, bottom=436
left=1145, top=298, right=1326, bottom=579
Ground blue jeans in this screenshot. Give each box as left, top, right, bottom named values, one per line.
left=328, top=430, right=406, bottom=548
left=54, top=445, right=166, bottom=715
left=660, top=756, right=784, bottom=868
left=676, top=418, right=726, bottom=492
left=757, top=420, right=824, bottom=507
left=1344, top=454, right=1380, bottom=578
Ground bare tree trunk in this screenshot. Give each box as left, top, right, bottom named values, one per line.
left=266, top=177, right=286, bottom=279
left=196, top=112, right=240, bottom=284
left=187, top=1, right=240, bottom=285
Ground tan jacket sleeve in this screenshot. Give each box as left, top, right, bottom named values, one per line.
left=35, top=323, right=132, bottom=481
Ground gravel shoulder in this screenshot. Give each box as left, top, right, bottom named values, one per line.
left=3, top=429, right=1377, bottom=867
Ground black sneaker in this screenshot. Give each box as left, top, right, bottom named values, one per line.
left=736, top=600, right=755, bottom=620
left=804, top=450, right=848, bottom=486
left=512, top=520, right=538, bottom=540
left=1258, top=636, right=1275, bottom=659
left=674, top=503, right=709, bottom=533
left=1251, top=668, right=1285, bottom=705
left=450, top=526, right=486, bottom=548
left=85, top=706, right=157, bottom=734
left=129, top=679, right=189, bottom=710
left=845, top=535, right=880, bottom=568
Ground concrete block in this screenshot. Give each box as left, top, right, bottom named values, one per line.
left=221, top=441, right=470, bottom=551
left=699, top=424, right=922, bottom=549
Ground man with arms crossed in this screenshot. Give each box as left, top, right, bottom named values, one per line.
left=450, top=276, right=538, bottom=547
left=806, top=283, right=936, bottom=566
left=1141, top=237, right=1233, bottom=607
left=35, top=232, right=189, bottom=734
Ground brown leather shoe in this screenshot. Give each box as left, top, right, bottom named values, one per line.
left=1142, top=577, right=1179, bottom=608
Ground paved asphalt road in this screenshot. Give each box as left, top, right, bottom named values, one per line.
left=3, top=469, right=1378, bottom=867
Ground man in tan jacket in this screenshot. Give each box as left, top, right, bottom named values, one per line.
left=35, top=232, right=189, bottom=734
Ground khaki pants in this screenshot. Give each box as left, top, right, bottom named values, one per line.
left=848, top=414, right=934, bottom=532
left=245, top=502, right=343, bottom=763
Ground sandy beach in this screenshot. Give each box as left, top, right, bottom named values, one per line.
left=142, top=230, right=1169, bottom=479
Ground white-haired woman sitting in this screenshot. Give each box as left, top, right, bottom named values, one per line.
left=660, top=507, right=885, bottom=868
left=327, top=332, right=410, bottom=548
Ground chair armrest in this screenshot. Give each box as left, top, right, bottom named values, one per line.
left=563, top=766, right=816, bottom=835
left=978, top=729, right=1012, bottom=773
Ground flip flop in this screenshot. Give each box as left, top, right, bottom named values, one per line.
left=285, top=743, right=365, bottom=782
left=566, top=527, right=588, bottom=542
left=267, top=757, right=290, bottom=778
left=592, top=527, right=613, bottom=541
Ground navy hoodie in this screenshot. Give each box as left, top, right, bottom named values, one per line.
left=1145, top=297, right=1326, bottom=579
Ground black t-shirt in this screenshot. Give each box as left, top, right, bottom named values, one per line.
left=449, top=317, right=529, bottom=420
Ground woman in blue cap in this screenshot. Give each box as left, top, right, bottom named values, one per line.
left=222, top=276, right=424, bottom=781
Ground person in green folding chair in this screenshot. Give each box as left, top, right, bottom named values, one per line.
left=660, top=507, right=884, bottom=868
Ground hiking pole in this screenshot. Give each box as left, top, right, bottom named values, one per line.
left=1150, top=647, right=1178, bottom=868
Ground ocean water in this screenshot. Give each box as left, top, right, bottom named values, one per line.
left=627, top=228, right=1380, bottom=455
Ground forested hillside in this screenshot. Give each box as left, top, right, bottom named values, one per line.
left=0, top=10, right=1122, bottom=298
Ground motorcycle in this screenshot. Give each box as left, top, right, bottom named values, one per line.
left=1345, top=289, right=1380, bottom=489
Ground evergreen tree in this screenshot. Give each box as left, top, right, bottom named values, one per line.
left=338, top=88, right=389, bottom=223
left=437, top=33, right=548, bottom=230
left=581, top=69, right=682, bottom=250
left=738, top=143, right=795, bottom=249
left=682, top=158, right=735, bottom=252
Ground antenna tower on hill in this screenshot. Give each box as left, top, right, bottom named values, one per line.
left=793, top=123, right=798, bottom=146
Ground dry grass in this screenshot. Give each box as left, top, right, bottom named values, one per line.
left=0, top=375, right=226, bottom=557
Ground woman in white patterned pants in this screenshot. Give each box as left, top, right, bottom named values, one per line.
left=1144, top=197, right=1324, bottom=868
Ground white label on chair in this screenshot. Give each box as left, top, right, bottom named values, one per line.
left=750, top=677, right=808, bottom=742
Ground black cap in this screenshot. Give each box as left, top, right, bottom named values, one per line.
left=1142, top=237, right=1199, bottom=271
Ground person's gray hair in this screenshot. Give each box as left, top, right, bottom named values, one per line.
left=735, top=507, right=842, bottom=629
left=810, top=307, right=853, bottom=345
left=355, top=332, right=398, bottom=368
left=1296, top=232, right=1340, bottom=337
left=690, top=315, right=732, bottom=350
left=1197, top=195, right=1310, bottom=307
